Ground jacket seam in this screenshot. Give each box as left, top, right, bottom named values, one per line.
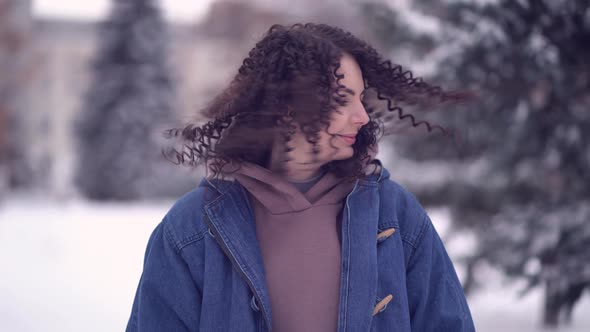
left=401, top=237, right=417, bottom=249
left=162, top=221, right=207, bottom=254
left=357, top=179, right=379, bottom=187
left=206, top=197, right=273, bottom=325
left=177, top=230, right=208, bottom=252
left=405, top=213, right=430, bottom=263
left=162, top=222, right=180, bottom=252
left=378, top=220, right=399, bottom=231
left=340, top=201, right=352, bottom=331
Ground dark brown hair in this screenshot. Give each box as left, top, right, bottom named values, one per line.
left=164, top=23, right=471, bottom=179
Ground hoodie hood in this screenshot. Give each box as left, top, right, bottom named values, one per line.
left=232, top=162, right=356, bottom=214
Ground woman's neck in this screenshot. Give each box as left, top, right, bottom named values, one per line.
left=267, top=146, right=325, bottom=182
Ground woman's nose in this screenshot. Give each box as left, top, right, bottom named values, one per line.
left=353, top=105, right=370, bottom=125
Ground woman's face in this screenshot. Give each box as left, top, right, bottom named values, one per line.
left=285, top=53, right=370, bottom=167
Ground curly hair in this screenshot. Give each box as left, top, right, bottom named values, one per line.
left=164, top=23, right=472, bottom=179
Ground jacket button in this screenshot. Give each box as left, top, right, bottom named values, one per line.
left=373, top=294, right=393, bottom=316
left=377, top=228, right=396, bottom=243
left=250, top=295, right=260, bottom=312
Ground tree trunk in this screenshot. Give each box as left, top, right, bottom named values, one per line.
left=543, top=280, right=560, bottom=328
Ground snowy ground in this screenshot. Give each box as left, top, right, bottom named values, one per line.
left=1, top=196, right=589, bottom=332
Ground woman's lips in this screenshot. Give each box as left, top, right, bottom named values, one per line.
left=338, top=135, right=356, bottom=145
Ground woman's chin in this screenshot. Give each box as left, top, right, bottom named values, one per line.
left=331, top=148, right=355, bottom=161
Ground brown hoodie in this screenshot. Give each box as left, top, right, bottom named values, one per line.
left=233, top=162, right=357, bottom=332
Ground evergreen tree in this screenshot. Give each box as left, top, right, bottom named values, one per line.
left=362, top=0, right=590, bottom=327
left=76, top=0, right=176, bottom=200
left=0, top=0, right=33, bottom=195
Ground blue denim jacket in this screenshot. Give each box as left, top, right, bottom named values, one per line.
left=126, top=163, right=475, bottom=331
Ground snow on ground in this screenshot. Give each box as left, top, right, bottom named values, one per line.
left=1, top=196, right=589, bottom=332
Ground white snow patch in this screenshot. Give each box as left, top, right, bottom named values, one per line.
left=0, top=197, right=588, bottom=331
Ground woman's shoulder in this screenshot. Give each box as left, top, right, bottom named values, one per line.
left=159, top=178, right=229, bottom=248
left=378, top=176, right=431, bottom=245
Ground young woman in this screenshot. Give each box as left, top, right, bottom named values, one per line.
left=126, top=23, right=475, bottom=331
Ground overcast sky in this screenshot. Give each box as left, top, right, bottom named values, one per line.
left=33, top=0, right=216, bottom=23
left=32, top=1, right=411, bottom=23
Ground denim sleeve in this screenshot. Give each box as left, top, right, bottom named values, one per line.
left=126, top=221, right=202, bottom=332
left=405, top=214, right=475, bottom=332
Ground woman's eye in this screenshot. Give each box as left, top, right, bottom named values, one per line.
left=335, top=97, right=349, bottom=106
